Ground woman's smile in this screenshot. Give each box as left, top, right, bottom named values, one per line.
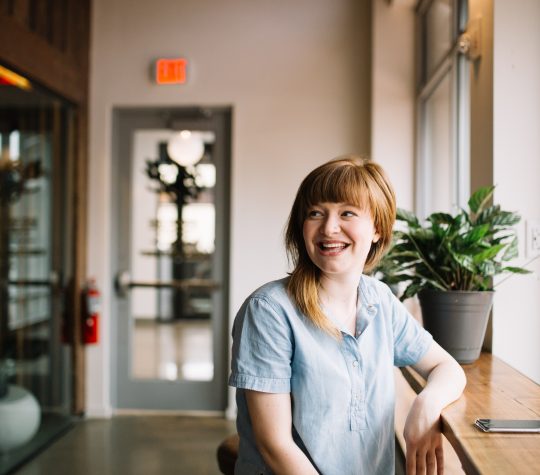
left=317, top=240, right=351, bottom=255
left=303, top=202, right=380, bottom=279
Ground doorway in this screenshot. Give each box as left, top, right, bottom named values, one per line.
left=112, top=107, right=231, bottom=412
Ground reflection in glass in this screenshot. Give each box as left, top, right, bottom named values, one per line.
left=0, top=68, right=73, bottom=474
left=130, top=130, right=216, bottom=381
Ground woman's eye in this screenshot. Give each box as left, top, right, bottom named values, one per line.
left=342, top=210, right=357, bottom=217
left=307, top=209, right=322, bottom=218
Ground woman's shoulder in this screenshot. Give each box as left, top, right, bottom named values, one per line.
left=246, top=277, right=291, bottom=307
left=234, top=277, right=296, bottom=330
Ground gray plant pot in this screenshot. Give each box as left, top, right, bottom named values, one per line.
left=418, top=290, right=494, bottom=364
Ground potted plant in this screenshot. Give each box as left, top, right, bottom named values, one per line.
left=382, top=186, right=530, bottom=364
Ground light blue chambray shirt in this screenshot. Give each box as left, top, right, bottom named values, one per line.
left=229, top=275, right=432, bottom=475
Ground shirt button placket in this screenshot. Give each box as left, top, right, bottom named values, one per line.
left=350, top=355, right=361, bottom=431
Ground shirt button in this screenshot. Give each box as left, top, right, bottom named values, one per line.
left=352, top=360, right=359, bottom=367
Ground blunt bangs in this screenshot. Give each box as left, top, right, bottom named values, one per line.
left=302, top=162, right=369, bottom=213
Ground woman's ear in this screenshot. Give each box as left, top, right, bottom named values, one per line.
left=372, top=232, right=381, bottom=244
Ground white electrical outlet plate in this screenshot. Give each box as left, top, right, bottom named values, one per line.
left=526, top=220, right=540, bottom=258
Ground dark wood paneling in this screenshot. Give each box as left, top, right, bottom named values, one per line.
left=31, top=0, right=51, bottom=40
left=12, top=0, right=28, bottom=25
left=0, top=0, right=90, bottom=103
left=50, top=0, right=67, bottom=52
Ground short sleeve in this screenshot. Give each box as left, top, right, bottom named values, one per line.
left=391, top=293, right=433, bottom=367
left=229, top=296, right=293, bottom=393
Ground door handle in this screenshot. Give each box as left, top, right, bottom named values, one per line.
left=114, top=270, right=220, bottom=298
left=7, top=271, right=62, bottom=292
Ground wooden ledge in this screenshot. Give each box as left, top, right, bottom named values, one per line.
left=399, top=353, right=540, bottom=475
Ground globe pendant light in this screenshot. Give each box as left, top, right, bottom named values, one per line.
left=167, top=130, right=204, bottom=167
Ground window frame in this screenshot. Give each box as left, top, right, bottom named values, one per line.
left=415, top=0, right=470, bottom=219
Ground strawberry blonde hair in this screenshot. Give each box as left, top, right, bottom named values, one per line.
left=285, top=156, right=396, bottom=337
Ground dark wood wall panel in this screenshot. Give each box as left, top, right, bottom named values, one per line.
left=50, top=0, right=67, bottom=52
left=12, top=0, right=29, bottom=25
left=0, top=0, right=90, bottom=103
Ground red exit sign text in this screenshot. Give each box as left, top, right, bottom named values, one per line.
left=155, top=58, right=187, bottom=85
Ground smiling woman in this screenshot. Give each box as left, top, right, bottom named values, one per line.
left=285, top=157, right=395, bottom=337
left=228, top=156, right=466, bottom=475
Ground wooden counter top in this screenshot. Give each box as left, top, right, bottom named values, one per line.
left=400, top=353, right=540, bottom=475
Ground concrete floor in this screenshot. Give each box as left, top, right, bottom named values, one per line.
left=14, top=416, right=236, bottom=475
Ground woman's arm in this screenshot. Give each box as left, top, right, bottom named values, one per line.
left=404, top=341, right=466, bottom=475
left=245, top=390, right=319, bottom=475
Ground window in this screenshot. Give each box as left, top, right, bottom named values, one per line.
left=416, top=0, right=469, bottom=218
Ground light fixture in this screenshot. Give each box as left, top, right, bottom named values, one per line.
left=195, top=163, right=216, bottom=188
left=167, top=130, right=204, bottom=167
left=157, top=163, right=178, bottom=184
left=0, top=65, right=31, bottom=90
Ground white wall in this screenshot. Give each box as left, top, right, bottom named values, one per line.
left=87, top=0, right=372, bottom=416
left=492, top=0, right=540, bottom=384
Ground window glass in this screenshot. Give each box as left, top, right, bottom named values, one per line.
left=423, top=72, right=453, bottom=214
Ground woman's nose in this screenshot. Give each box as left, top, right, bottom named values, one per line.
left=321, top=214, right=340, bottom=235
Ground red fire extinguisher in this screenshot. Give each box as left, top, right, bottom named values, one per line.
left=83, top=278, right=100, bottom=344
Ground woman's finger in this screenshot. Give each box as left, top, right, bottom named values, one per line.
left=416, top=448, right=428, bottom=475
left=435, top=443, right=444, bottom=475
left=426, top=448, right=437, bottom=475
left=406, top=447, right=417, bottom=475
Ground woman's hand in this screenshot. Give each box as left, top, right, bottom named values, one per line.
left=403, top=392, right=444, bottom=475
left=404, top=341, right=467, bottom=474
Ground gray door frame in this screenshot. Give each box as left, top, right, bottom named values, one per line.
left=111, top=107, right=231, bottom=411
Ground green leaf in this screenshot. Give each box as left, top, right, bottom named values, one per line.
left=463, top=223, right=490, bottom=244
left=396, top=208, right=420, bottom=228
left=400, top=283, right=424, bottom=301
left=502, top=266, right=532, bottom=274
left=491, top=211, right=521, bottom=227
left=472, top=244, right=505, bottom=264
left=448, top=251, right=475, bottom=272
left=478, top=260, right=496, bottom=276
left=502, top=237, right=518, bottom=261
left=468, top=186, right=495, bottom=214
left=475, top=205, right=500, bottom=227
left=427, top=213, right=454, bottom=226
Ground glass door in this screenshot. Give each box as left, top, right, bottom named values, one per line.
left=112, top=108, right=230, bottom=411
left=0, top=67, right=74, bottom=473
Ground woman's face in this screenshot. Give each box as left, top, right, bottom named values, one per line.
left=302, top=202, right=379, bottom=281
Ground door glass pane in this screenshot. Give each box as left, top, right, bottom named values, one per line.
left=130, top=129, right=215, bottom=381
left=423, top=72, right=453, bottom=214
left=0, top=70, right=72, bottom=473
left=425, top=0, right=453, bottom=78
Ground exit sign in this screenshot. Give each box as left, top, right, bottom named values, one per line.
left=155, top=58, right=187, bottom=85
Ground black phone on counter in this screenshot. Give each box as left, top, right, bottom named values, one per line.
left=474, top=418, right=540, bottom=433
